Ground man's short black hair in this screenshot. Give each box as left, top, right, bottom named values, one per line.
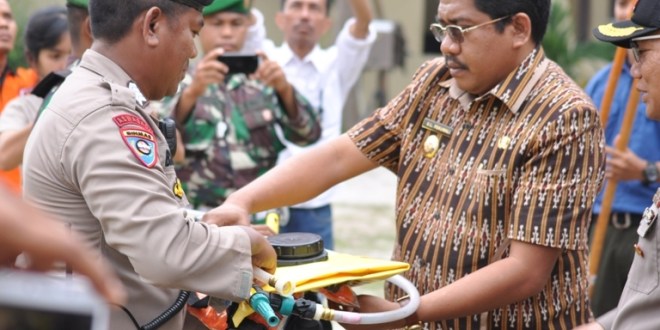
left=66, top=5, right=88, bottom=50
left=280, top=0, right=334, bottom=16
left=88, top=0, right=186, bottom=44
left=474, top=0, right=550, bottom=45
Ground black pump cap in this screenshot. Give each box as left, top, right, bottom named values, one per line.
left=268, top=233, right=328, bottom=267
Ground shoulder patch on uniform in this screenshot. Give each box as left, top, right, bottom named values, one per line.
left=113, top=114, right=159, bottom=168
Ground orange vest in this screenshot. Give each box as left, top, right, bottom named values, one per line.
left=0, top=66, right=38, bottom=193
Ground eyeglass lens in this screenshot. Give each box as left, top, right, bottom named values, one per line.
left=632, top=42, right=640, bottom=62
left=430, top=25, right=464, bottom=43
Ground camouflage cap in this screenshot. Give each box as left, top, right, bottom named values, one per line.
left=203, top=0, right=252, bottom=16
left=66, top=0, right=89, bottom=9
left=171, top=0, right=214, bottom=12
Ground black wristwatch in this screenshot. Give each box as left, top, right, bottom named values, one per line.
left=642, top=161, right=659, bottom=186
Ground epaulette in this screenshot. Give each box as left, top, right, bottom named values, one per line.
left=31, top=69, right=71, bottom=98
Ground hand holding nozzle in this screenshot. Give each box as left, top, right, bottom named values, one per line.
left=253, top=267, right=295, bottom=295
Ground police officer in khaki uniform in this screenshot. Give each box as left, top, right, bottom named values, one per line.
left=577, top=1, right=660, bottom=329
left=22, top=0, right=276, bottom=329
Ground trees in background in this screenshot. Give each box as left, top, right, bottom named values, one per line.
left=542, top=0, right=615, bottom=86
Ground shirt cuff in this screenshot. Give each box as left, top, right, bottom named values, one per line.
left=211, top=225, right=254, bottom=300
left=337, top=17, right=378, bottom=48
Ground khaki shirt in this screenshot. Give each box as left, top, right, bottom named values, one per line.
left=23, top=50, right=253, bottom=330
left=598, top=188, right=660, bottom=330
left=0, top=92, right=41, bottom=133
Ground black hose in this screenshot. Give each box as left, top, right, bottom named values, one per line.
left=119, top=290, right=191, bottom=330
left=141, top=290, right=190, bottom=330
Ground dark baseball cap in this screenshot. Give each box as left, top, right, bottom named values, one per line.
left=593, top=0, right=660, bottom=48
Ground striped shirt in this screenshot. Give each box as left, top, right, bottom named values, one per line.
left=348, top=48, right=605, bottom=329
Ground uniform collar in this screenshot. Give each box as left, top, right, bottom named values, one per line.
left=280, top=42, right=325, bottom=71
left=226, top=73, right=249, bottom=91
left=440, top=47, right=548, bottom=114
left=78, top=49, right=150, bottom=108
left=79, top=49, right=134, bottom=89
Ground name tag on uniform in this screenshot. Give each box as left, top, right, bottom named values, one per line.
left=422, top=118, right=453, bottom=137
left=638, top=207, right=657, bottom=238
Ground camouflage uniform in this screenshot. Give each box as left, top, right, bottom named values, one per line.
left=159, top=71, right=320, bottom=208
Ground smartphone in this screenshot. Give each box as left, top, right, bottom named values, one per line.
left=218, top=54, right=259, bottom=75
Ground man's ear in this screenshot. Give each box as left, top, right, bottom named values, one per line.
left=142, top=7, right=164, bottom=47
left=83, top=16, right=92, bottom=40
left=509, top=13, right=532, bottom=48
left=275, top=12, right=286, bottom=30
left=320, top=17, right=331, bottom=35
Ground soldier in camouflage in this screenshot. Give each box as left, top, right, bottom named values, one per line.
left=158, top=0, right=320, bottom=209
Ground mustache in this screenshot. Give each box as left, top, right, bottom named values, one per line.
left=293, top=22, right=314, bottom=31
left=445, top=56, right=468, bottom=70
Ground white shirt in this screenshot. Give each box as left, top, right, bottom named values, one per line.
left=0, top=91, right=41, bottom=133
left=248, top=10, right=377, bottom=208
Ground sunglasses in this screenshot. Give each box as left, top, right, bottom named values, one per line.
left=429, top=16, right=510, bottom=44
left=631, top=34, right=660, bottom=63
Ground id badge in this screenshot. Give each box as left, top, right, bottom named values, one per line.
left=637, top=207, right=657, bottom=238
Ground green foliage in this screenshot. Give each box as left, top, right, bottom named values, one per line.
left=7, top=2, right=28, bottom=68
left=542, top=0, right=615, bottom=86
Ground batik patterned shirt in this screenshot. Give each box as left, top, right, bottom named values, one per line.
left=160, top=71, right=320, bottom=208
left=348, top=48, right=605, bottom=329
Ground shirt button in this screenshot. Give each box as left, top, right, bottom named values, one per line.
left=634, top=244, right=645, bottom=257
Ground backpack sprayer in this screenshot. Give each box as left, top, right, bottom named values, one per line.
left=185, top=222, right=419, bottom=330
left=249, top=267, right=420, bottom=328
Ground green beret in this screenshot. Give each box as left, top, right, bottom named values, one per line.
left=66, top=0, right=89, bottom=9
left=203, top=0, right=251, bottom=16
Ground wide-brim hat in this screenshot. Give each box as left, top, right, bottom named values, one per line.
left=593, top=0, right=660, bottom=48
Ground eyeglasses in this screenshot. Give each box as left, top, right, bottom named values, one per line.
left=631, top=34, right=660, bottom=63
left=429, top=16, right=510, bottom=44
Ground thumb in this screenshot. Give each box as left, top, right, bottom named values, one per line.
left=256, top=50, right=268, bottom=62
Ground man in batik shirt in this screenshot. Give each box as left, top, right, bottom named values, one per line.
left=213, top=0, right=606, bottom=328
